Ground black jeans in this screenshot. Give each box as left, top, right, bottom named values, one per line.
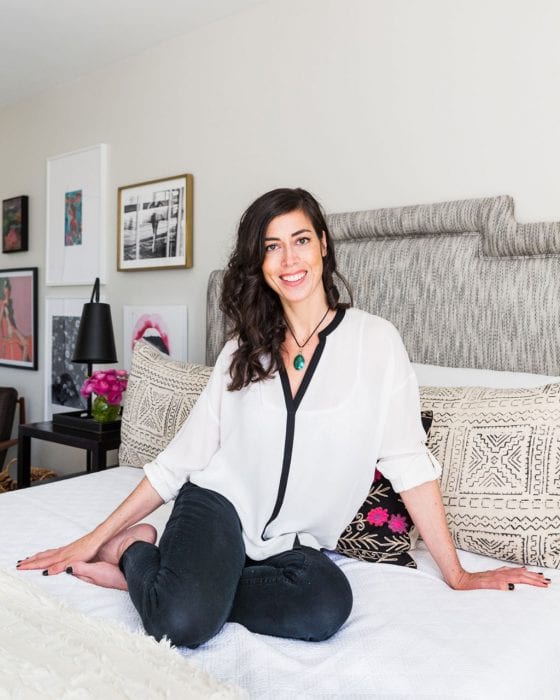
left=121, top=482, right=353, bottom=648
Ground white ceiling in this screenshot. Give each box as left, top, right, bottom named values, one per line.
left=0, top=0, right=263, bottom=109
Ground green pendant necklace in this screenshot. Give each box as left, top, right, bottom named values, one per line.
left=285, top=308, right=330, bottom=371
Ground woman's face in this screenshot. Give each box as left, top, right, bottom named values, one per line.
left=261, top=209, right=327, bottom=309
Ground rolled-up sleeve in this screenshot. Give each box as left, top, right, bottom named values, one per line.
left=377, top=369, right=442, bottom=493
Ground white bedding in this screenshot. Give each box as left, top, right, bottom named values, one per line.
left=2, top=467, right=559, bottom=699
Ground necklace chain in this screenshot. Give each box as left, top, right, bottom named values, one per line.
left=285, top=307, right=330, bottom=371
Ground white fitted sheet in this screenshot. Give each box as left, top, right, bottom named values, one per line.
left=1, top=467, right=559, bottom=699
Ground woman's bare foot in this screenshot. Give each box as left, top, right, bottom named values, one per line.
left=69, top=561, right=129, bottom=590
left=67, top=524, right=157, bottom=591
left=94, top=523, right=157, bottom=566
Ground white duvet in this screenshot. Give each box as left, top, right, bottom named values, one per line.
left=1, top=468, right=559, bottom=699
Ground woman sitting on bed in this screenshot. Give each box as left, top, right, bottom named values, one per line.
left=18, top=188, right=548, bottom=648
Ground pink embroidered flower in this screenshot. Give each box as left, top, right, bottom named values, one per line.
left=388, top=513, right=409, bottom=534
left=366, top=507, right=389, bottom=527
left=373, top=468, right=383, bottom=482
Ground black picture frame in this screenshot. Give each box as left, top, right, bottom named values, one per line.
left=2, top=196, right=29, bottom=253
left=0, top=267, right=38, bottom=370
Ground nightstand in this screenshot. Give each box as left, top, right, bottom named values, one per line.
left=17, top=421, right=121, bottom=489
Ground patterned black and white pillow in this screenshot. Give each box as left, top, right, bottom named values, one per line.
left=421, top=384, right=560, bottom=569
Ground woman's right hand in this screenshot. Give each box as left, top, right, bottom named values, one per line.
left=16, top=531, right=103, bottom=576
left=16, top=477, right=164, bottom=577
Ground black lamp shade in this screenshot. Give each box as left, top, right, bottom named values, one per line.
left=72, top=279, right=117, bottom=365
left=72, top=303, right=117, bottom=364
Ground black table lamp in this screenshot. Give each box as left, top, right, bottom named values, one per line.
left=72, top=277, right=117, bottom=378
left=72, top=277, right=117, bottom=418
left=53, top=278, right=118, bottom=431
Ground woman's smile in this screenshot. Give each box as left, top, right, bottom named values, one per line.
left=279, top=270, right=307, bottom=285
left=261, top=209, right=326, bottom=308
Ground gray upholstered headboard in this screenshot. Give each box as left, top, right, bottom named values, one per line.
left=206, top=195, right=560, bottom=375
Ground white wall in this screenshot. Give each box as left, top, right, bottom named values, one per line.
left=1, top=0, right=559, bottom=473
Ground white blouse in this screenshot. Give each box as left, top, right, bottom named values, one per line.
left=143, top=308, right=441, bottom=560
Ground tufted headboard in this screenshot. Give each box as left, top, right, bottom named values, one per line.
left=206, top=195, right=560, bottom=375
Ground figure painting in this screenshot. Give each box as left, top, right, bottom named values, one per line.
left=117, top=174, right=193, bottom=271
left=0, top=268, right=37, bottom=370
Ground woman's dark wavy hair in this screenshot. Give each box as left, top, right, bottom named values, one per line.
left=220, top=187, right=352, bottom=391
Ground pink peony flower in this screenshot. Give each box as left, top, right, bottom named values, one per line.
left=80, top=384, right=94, bottom=397
left=366, top=507, right=389, bottom=527
left=388, top=513, right=409, bottom=534
left=373, top=468, right=383, bottom=482
left=107, top=390, right=122, bottom=405
left=80, top=369, right=129, bottom=405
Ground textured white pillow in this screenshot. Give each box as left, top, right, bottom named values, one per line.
left=421, top=383, right=560, bottom=568
left=119, top=341, right=213, bottom=468
left=413, top=363, right=559, bottom=389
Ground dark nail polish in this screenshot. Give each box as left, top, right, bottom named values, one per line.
left=42, top=570, right=49, bottom=576
left=508, top=583, right=515, bottom=590
left=545, top=578, right=551, bottom=582
left=17, top=559, right=22, bottom=564
left=66, top=566, right=73, bottom=575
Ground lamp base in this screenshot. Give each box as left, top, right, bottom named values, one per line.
left=52, top=410, right=121, bottom=434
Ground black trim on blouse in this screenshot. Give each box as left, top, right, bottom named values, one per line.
left=260, top=307, right=346, bottom=541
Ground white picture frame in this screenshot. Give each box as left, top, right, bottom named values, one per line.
left=44, top=297, right=89, bottom=420
left=46, top=144, right=108, bottom=286
left=122, top=305, right=188, bottom=370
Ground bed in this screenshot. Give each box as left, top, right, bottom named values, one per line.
left=2, top=194, right=560, bottom=699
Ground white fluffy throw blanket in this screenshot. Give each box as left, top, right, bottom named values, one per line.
left=0, top=570, right=246, bottom=699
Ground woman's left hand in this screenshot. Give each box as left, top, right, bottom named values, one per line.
left=400, top=481, right=552, bottom=592
left=450, top=566, right=551, bottom=591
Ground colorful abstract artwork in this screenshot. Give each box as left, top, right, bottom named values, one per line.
left=46, top=144, right=106, bottom=285
left=64, top=190, right=82, bottom=246
left=2, top=196, right=28, bottom=253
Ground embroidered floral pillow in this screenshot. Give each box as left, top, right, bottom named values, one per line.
left=335, top=411, right=433, bottom=567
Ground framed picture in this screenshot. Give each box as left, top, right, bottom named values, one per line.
left=2, top=196, right=29, bottom=253
left=0, top=267, right=38, bottom=370
left=117, top=174, right=193, bottom=271
left=46, top=143, right=107, bottom=285
left=44, top=297, right=89, bottom=420
left=123, top=305, right=188, bottom=369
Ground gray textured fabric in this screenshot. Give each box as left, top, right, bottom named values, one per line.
left=206, top=269, right=228, bottom=368
left=206, top=195, right=560, bottom=374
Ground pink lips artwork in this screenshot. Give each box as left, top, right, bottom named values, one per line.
left=132, top=314, right=171, bottom=355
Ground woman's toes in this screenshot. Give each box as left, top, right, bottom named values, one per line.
left=70, top=561, right=129, bottom=591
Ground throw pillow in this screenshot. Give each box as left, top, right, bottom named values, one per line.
left=119, top=341, right=213, bottom=468
left=420, top=383, right=560, bottom=569
left=335, top=411, right=433, bottom=567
